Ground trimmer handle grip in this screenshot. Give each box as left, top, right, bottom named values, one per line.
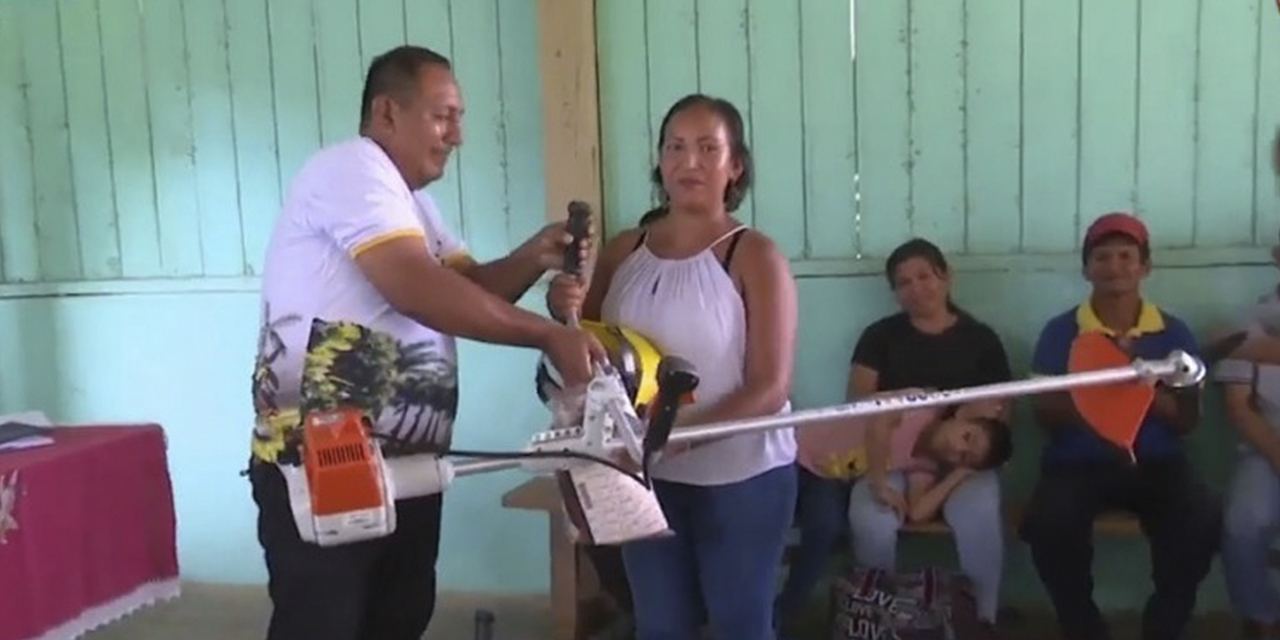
left=643, top=356, right=700, bottom=455
left=564, top=201, right=592, bottom=276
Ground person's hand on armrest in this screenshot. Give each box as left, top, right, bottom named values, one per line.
left=355, top=237, right=605, bottom=385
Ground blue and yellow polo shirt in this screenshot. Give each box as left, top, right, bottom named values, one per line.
left=1030, top=301, right=1200, bottom=463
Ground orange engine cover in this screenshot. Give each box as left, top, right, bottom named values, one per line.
left=302, top=408, right=385, bottom=517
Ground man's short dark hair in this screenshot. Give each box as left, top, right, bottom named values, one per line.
left=971, top=416, right=1014, bottom=470
left=359, top=45, right=452, bottom=128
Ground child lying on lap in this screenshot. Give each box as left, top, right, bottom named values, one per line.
left=799, top=390, right=1014, bottom=523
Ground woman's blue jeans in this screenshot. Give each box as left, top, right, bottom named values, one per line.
left=621, top=463, right=798, bottom=640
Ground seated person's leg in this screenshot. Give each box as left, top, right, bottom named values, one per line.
left=622, top=481, right=706, bottom=640
left=694, top=464, right=798, bottom=640
left=942, top=469, right=1003, bottom=624
left=1134, top=455, right=1223, bottom=640
left=1019, top=463, right=1109, bottom=640
left=774, top=465, right=852, bottom=624
left=1222, top=451, right=1280, bottom=633
left=847, top=472, right=907, bottom=571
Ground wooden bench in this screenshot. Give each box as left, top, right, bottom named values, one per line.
left=502, top=476, right=613, bottom=640
left=779, top=501, right=1147, bottom=623
left=503, top=478, right=1155, bottom=640
left=783, top=501, right=1144, bottom=561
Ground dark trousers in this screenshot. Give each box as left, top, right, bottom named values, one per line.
left=250, top=462, right=443, bottom=640
left=1018, top=455, right=1222, bottom=640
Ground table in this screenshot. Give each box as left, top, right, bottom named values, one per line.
left=0, top=424, right=179, bottom=640
left=501, top=477, right=613, bottom=640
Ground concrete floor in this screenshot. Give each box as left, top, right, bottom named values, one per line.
left=79, top=581, right=1249, bottom=640
left=82, top=583, right=553, bottom=640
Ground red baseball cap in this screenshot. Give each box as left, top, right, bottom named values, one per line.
left=1084, top=212, right=1149, bottom=250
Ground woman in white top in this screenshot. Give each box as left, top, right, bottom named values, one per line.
left=549, top=94, right=799, bottom=640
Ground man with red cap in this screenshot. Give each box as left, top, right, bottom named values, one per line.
left=1018, top=212, right=1222, bottom=640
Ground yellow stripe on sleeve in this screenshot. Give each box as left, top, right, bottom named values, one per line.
left=442, top=250, right=477, bottom=272
left=349, top=229, right=426, bottom=258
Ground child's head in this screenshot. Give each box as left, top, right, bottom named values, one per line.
left=928, top=415, right=1013, bottom=471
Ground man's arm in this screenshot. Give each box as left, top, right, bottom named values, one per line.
left=355, top=237, right=558, bottom=348
left=416, top=193, right=569, bottom=303
left=1149, top=385, right=1202, bottom=434
left=1147, top=320, right=1203, bottom=434
left=1029, top=320, right=1082, bottom=430
left=456, top=248, right=546, bottom=303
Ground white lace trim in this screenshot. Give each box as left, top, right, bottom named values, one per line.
left=21, top=578, right=181, bottom=640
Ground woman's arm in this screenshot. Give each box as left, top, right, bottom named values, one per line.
left=865, top=412, right=897, bottom=488
left=849, top=365, right=879, bottom=400
left=1223, top=382, right=1280, bottom=474
left=847, top=320, right=887, bottom=399
left=904, top=468, right=974, bottom=524
left=955, top=325, right=1015, bottom=422
left=673, top=231, right=798, bottom=427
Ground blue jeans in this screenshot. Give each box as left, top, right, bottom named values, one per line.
left=1223, top=451, right=1280, bottom=624
left=774, top=466, right=852, bottom=625
left=847, top=470, right=1005, bottom=622
left=621, top=463, right=798, bottom=640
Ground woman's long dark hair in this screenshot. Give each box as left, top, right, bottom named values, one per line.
left=884, top=238, right=962, bottom=315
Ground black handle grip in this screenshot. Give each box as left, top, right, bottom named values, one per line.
left=643, top=355, right=700, bottom=454
left=564, top=201, right=592, bottom=276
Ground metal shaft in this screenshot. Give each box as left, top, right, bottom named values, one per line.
left=453, top=458, right=522, bottom=477
left=671, top=349, right=1199, bottom=445
left=450, top=350, right=1202, bottom=476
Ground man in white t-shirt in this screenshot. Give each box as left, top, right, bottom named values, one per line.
left=245, top=45, right=604, bottom=640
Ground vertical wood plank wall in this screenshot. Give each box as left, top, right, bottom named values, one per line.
left=4, top=0, right=1276, bottom=288
left=0, top=0, right=547, bottom=291
left=598, top=0, right=1280, bottom=273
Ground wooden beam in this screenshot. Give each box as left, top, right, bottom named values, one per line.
left=536, top=0, right=604, bottom=236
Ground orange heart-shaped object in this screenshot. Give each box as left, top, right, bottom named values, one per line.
left=1067, top=332, right=1155, bottom=463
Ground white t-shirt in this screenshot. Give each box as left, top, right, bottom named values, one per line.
left=249, top=136, right=472, bottom=464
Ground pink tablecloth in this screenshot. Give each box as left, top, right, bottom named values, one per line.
left=0, top=425, right=180, bottom=640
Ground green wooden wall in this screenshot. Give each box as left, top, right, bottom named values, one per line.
left=1, top=0, right=1280, bottom=613
left=0, top=0, right=546, bottom=290
left=0, top=0, right=561, bottom=592
left=598, top=0, right=1280, bottom=271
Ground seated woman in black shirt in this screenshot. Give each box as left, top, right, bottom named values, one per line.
left=775, top=238, right=1013, bottom=635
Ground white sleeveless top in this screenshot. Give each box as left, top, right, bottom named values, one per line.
left=600, top=225, right=797, bottom=486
